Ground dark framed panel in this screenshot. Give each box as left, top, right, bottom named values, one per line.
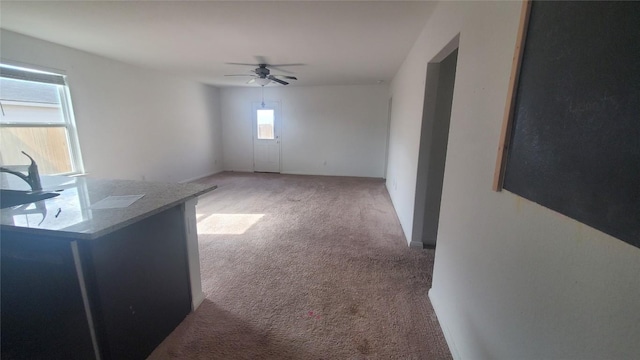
left=494, top=1, right=640, bottom=247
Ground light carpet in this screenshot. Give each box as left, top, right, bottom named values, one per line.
left=148, top=172, right=451, bottom=359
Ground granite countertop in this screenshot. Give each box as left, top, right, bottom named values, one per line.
left=0, top=176, right=216, bottom=240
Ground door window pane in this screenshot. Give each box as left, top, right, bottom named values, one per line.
left=257, top=109, right=274, bottom=140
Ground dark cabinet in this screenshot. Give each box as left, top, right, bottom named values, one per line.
left=1, top=235, right=94, bottom=359
left=82, top=205, right=192, bottom=359
left=1, top=205, right=192, bottom=359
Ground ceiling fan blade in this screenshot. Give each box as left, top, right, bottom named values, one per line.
left=226, top=62, right=259, bottom=66
left=273, top=75, right=298, bottom=80
left=225, top=74, right=255, bottom=77
left=267, top=64, right=305, bottom=74
left=268, top=75, right=289, bottom=85
left=270, top=63, right=305, bottom=67
left=247, top=78, right=256, bottom=84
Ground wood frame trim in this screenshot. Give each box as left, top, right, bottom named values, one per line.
left=492, top=0, right=533, bottom=191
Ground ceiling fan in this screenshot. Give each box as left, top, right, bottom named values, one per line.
left=225, top=57, right=302, bottom=86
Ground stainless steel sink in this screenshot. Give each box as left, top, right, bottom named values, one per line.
left=0, top=189, right=60, bottom=209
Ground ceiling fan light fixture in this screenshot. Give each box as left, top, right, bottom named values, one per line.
left=226, top=58, right=301, bottom=86
left=255, top=78, right=271, bottom=86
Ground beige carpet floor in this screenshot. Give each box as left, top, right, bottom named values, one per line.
left=148, top=172, right=451, bottom=359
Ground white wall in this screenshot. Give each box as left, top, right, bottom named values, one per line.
left=387, top=1, right=640, bottom=359
left=220, top=85, right=388, bottom=178
left=1, top=30, right=223, bottom=183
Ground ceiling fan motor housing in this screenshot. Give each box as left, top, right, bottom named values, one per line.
left=255, top=66, right=270, bottom=78
left=225, top=60, right=298, bottom=85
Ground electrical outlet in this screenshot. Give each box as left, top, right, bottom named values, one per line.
left=323, top=160, right=327, bottom=166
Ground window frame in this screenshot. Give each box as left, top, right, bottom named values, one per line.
left=0, top=62, right=85, bottom=175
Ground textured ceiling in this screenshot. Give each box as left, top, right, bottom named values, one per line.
left=0, top=1, right=436, bottom=87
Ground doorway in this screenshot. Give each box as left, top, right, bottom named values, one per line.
left=411, top=39, right=459, bottom=249
left=252, top=101, right=281, bottom=173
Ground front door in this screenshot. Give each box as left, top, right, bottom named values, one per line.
left=253, top=101, right=280, bottom=173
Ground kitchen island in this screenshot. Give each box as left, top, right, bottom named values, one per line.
left=0, top=177, right=216, bottom=359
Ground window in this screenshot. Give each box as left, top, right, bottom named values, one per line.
left=0, top=64, right=83, bottom=175
left=256, top=109, right=275, bottom=140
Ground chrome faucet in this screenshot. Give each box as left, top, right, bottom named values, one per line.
left=0, top=151, right=43, bottom=191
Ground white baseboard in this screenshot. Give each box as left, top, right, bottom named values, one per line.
left=280, top=170, right=383, bottom=179
left=225, top=168, right=254, bottom=173
left=429, top=288, right=461, bottom=360
left=179, top=169, right=223, bottom=184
